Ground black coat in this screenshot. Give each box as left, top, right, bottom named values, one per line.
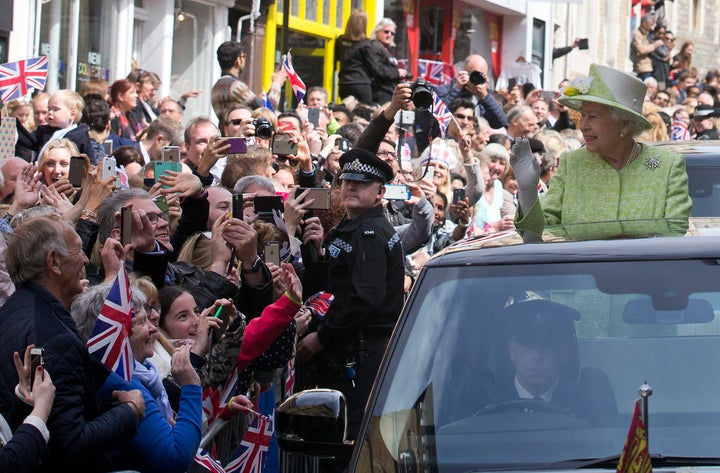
left=0, top=283, right=138, bottom=473
left=16, top=123, right=94, bottom=161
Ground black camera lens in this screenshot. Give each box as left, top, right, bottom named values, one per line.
left=469, top=71, right=486, bottom=85
left=410, top=77, right=433, bottom=111
left=253, top=118, right=274, bottom=139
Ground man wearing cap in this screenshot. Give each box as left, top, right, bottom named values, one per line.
left=492, top=299, right=616, bottom=424
left=693, top=105, right=720, bottom=140
left=297, top=147, right=405, bottom=441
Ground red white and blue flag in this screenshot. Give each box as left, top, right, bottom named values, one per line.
left=261, top=91, right=273, bottom=111
left=283, top=358, right=295, bottom=399
left=431, top=92, right=454, bottom=137
left=0, top=56, right=49, bottom=103
left=195, top=448, right=227, bottom=473
left=202, top=366, right=239, bottom=425
left=86, top=262, right=135, bottom=383
left=418, top=59, right=455, bottom=87
left=225, top=410, right=274, bottom=473
left=281, top=51, right=306, bottom=103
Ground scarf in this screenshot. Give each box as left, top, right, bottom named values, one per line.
left=134, top=360, right=174, bottom=421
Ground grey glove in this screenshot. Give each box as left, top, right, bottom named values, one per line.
left=509, top=137, right=540, bottom=215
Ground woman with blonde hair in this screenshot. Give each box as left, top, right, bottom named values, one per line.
left=37, top=138, right=88, bottom=191
left=336, top=10, right=373, bottom=103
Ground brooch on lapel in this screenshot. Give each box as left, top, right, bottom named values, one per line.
left=645, top=156, right=660, bottom=170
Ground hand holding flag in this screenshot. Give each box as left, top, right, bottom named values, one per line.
left=0, top=56, right=49, bottom=103
left=281, top=51, right=306, bottom=103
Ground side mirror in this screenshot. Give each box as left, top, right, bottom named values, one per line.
left=276, top=389, right=354, bottom=458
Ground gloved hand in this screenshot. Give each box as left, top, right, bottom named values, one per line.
left=510, top=137, right=540, bottom=215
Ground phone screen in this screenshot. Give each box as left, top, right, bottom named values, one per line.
left=453, top=187, right=467, bottom=205
left=120, top=206, right=132, bottom=246
left=30, top=348, right=44, bottom=387
left=271, top=134, right=298, bottom=156
left=308, top=108, right=321, bottom=128
left=69, top=156, right=85, bottom=187
left=231, top=193, right=243, bottom=219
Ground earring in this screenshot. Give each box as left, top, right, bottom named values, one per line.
left=620, top=131, right=625, bottom=138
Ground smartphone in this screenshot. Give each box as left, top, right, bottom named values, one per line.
left=154, top=161, right=177, bottom=186
left=254, top=195, right=284, bottom=213
left=452, top=187, right=467, bottom=205
left=539, top=90, right=556, bottom=100
left=337, top=138, right=350, bottom=152
left=307, top=108, right=321, bottom=128
left=384, top=184, right=411, bottom=200
left=152, top=195, right=169, bottom=215
left=296, top=187, right=331, bottom=210
left=211, top=306, right=231, bottom=344
left=578, top=38, right=589, bottom=50
left=68, top=156, right=85, bottom=187
left=231, top=193, right=243, bottom=219
left=263, top=240, right=281, bottom=267
left=271, top=133, right=298, bottom=156
left=99, top=156, right=117, bottom=182
left=120, top=206, right=132, bottom=246
left=226, top=137, right=248, bottom=154
left=421, top=165, right=435, bottom=184
left=102, top=139, right=113, bottom=156
left=162, top=146, right=180, bottom=163
left=30, top=347, right=44, bottom=387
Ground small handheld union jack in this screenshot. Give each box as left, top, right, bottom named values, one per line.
left=0, top=56, right=49, bottom=104
left=86, top=262, right=135, bottom=383
left=431, top=92, right=454, bottom=137
left=281, top=51, right=306, bottom=103
left=224, top=407, right=274, bottom=473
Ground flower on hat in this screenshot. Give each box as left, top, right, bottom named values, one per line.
left=561, top=76, right=593, bottom=97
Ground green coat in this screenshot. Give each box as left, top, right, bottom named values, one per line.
left=517, top=144, right=692, bottom=233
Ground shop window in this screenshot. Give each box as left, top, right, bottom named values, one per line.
left=76, top=0, right=118, bottom=87
left=532, top=19, right=545, bottom=86
left=275, top=30, right=325, bottom=109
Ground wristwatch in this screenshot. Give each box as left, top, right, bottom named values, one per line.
left=241, top=255, right=263, bottom=274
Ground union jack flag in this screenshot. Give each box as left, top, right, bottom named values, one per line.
left=281, top=51, right=306, bottom=103
left=431, top=92, right=454, bottom=137
left=194, top=448, right=227, bottom=473
left=0, top=56, right=49, bottom=103
left=283, top=358, right=295, bottom=399
left=202, top=366, right=239, bottom=425
left=86, top=262, right=135, bottom=382
left=418, top=59, right=455, bottom=87
left=671, top=117, right=690, bottom=141
left=225, top=409, right=274, bottom=473
left=304, top=291, right=334, bottom=319
left=261, top=91, right=273, bottom=111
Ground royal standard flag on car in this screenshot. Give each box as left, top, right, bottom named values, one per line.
left=616, top=400, right=652, bottom=473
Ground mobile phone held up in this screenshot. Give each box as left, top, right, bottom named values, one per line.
left=68, top=155, right=86, bottom=187
left=295, top=187, right=332, bottom=210
left=225, top=137, right=248, bottom=154
left=30, top=347, right=44, bottom=387
left=452, top=187, right=466, bottom=205
left=307, top=108, right=321, bottom=128
left=231, top=193, right=243, bottom=219
left=263, top=240, right=281, bottom=267
left=384, top=184, right=410, bottom=201
left=211, top=306, right=231, bottom=344
left=120, top=205, right=132, bottom=246
left=271, top=133, right=298, bottom=157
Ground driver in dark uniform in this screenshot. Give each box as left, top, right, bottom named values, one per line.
left=488, top=299, right=616, bottom=424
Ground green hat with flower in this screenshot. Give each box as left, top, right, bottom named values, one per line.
left=558, top=64, right=652, bottom=130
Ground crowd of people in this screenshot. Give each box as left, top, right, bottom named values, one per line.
left=0, top=6, right=697, bottom=470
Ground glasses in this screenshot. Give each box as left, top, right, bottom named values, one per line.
left=454, top=113, right=473, bottom=121
left=377, top=150, right=397, bottom=159
left=228, top=118, right=244, bottom=126
left=276, top=155, right=299, bottom=166
left=145, top=212, right=169, bottom=224
left=383, top=30, right=395, bottom=36
left=143, top=303, right=161, bottom=315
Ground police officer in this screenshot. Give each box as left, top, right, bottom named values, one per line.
left=297, top=147, right=405, bottom=441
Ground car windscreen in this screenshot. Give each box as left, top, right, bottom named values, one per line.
left=355, top=258, right=720, bottom=472
left=687, top=166, right=720, bottom=216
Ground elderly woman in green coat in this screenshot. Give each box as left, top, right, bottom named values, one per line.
left=511, top=64, right=691, bottom=237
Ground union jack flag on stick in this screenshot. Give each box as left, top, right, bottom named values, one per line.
left=0, top=56, right=49, bottom=103
left=224, top=408, right=274, bottom=473
left=195, top=448, right=227, bottom=473
left=431, top=92, right=455, bottom=137
left=86, top=262, right=135, bottom=383
left=281, top=51, right=306, bottom=103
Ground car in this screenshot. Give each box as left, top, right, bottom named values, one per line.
left=655, top=140, right=720, bottom=216
left=277, top=218, right=720, bottom=472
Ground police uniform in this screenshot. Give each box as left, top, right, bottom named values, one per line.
left=299, top=149, right=405, bottom=439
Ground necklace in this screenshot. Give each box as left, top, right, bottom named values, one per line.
left=623, top=142, right=641, bottom=169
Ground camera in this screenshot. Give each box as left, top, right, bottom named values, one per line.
left=252, top=118, right=274, bottom=139
left=469, top=70, right=487, bottom=85
left=410, top=77, right=433, bottom=111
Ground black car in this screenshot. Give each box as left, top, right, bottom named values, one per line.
left=656, top=140, right=720, bottom=216
left=277, top=218, right=720, bottom=472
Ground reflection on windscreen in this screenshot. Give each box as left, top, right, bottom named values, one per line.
left=688, top=169, right=720, bottom=216
left=360, top=260, right=720, bottom=472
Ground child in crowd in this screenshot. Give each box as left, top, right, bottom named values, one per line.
left=15, top=89, right=94, bottom=162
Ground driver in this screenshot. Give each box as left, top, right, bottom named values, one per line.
left=504, top=299, right=580, bottom=403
